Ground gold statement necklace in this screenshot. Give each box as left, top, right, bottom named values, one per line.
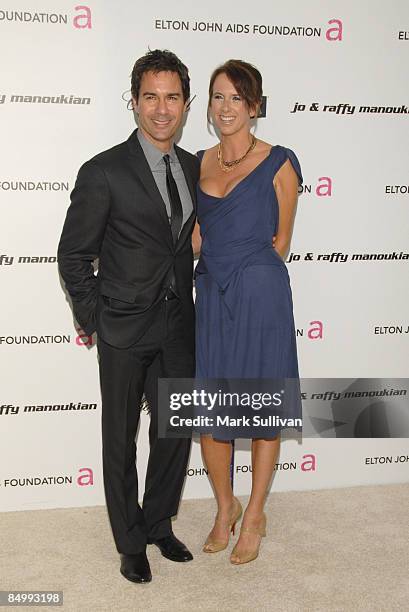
left=217, top=135, right=257, bottom=173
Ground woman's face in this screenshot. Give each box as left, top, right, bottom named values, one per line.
left=209, top=72, right=254, bottom=137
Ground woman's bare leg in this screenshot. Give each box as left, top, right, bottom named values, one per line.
left=201, top=436, right=237, bottom=542
left=230, top=436, right=280, bottom=562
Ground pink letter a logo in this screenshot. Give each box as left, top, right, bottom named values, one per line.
left=301, top=454, right=317, bottom=471
left=73, top=5, right=92, bottom=29
left=326, top=18, right=343, bottom=41
left=308, top=321, right=323, bottom=340
left=316, top=177, right=332, bottom=197
left=75, top=328, right=93, bottom=347
left=77, top=467, right=94, bottom=486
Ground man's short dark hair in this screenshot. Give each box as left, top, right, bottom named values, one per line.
left=131, top=49, right=190, bottom=102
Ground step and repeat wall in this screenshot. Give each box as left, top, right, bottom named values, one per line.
left=1, top=1, right=408, bottom=511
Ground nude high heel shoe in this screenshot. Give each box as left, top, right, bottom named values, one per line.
left=230, top=512, right=266, bottom=564
left=203, top=497, right=243, bottom=553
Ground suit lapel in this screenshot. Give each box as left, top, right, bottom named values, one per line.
left=175, top=146, right=197, bottom=214
left=126, top=130, right=173, bottom=247
left=126, top=130, right=197, bottom=252
left=174, top=146, right=197, bottom=251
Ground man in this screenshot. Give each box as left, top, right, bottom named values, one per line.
left=58, top=50, right=199, bottom=583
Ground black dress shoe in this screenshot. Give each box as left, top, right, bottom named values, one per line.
left=120, top=552, right=152, bottom=583
left=147, top=534, right=193, bottom=562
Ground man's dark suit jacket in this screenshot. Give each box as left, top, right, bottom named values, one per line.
left=58, top=129, right=200, bottom=348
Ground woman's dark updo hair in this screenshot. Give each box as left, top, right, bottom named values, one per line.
left=208, top=59, right=263, bottom=115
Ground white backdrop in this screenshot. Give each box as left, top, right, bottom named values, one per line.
left=0, top=0, right=408, bottom=512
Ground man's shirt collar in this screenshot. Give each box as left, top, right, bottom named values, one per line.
left=137, top=129, right=178, bottom=168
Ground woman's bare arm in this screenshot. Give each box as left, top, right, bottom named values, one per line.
left=192, top=221, right=202, bottom=258
left=273, top=159, right=299, bottom=260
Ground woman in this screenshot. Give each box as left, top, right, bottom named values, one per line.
left=192, top=60, right=302, bottom=565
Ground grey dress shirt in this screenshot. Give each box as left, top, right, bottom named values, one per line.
left=137, top=129, right=193, bottom=229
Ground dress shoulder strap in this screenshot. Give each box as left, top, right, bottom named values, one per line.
left=272, top=145, right=303, bottom=186
left=196, top=150, right=205, bottom=162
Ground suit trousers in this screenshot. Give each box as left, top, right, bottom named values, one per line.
left=97, top=297, right=194, bottom=554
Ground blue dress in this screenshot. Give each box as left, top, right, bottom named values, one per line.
left=194, top=145, right=302, bottom=438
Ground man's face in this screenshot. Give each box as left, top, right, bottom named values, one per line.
left=133, top=70, right=187, bottom=152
